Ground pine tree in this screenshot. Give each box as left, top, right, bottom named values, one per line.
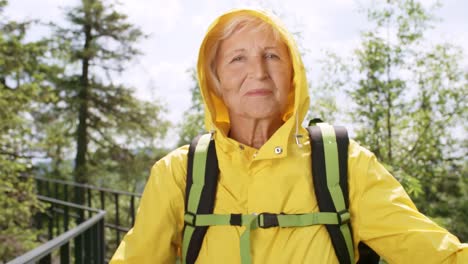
left=52, top=0, right=169, bottom=203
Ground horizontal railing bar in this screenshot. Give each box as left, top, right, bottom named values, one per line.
left=49, top=207, right=80, bottom=219
left=49, top=207, right=130, bottom=233
left=104, top=223, right=130, bottom=233
left=7, top=202, right=106, bottom=264
left=37, top=195, right=102, bottom=213
left=33, top=176, right=142, bottom=197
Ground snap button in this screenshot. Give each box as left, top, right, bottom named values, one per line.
left=274, top=147, right=283, bottom=154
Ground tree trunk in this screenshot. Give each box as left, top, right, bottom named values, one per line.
left=73, top=9, right=92, bottom=205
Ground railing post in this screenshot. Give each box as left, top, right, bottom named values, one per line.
left=48, top=204, right=53, bottom=240
left=54, top=202, right=60, bottom=235
left=54, top=182, right=58, bottom=199
left=74, top=209, right=84, bottom=264
left=64, top=201, right=69, bottom=231
left=38, top=254, right=51, bottom=264
left=91, top=223, right=99, bottom=263
left=84, top=227, right=91, bottom=263
left=46, top=181, right=50, bottom=197
left=64, top=183, right=69, bottom=202
left=99, top=218, right=105, bottom=263
left=37, top=180, right=43, bottom=195
left=100, top=190, right=105, bottom=210
left=130, top=195, right=135, bottom=226
left=88, top=188, right=92, bottom=218
left=60, top=242, right=70, bottom=263
left=114, top=193, right=120, bottom=245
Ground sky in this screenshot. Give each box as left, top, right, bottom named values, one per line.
left=5, top=0, right=468, bottom=145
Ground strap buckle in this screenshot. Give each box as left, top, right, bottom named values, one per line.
left=337, top=209, right=350, bottom=225
left=258, top=213, right=279, bottom=228
left=184, top=212, right=197, bottom=227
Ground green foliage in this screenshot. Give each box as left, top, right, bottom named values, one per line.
left=177, top=68, right=205, bottom=146
left=0, top=4, right=51, bottom=260
left=88, top=146, right=170, bottom=192
left=0, top=170, right=45, bottom=262
left=319, top=0, right=467, bottom=241
left=308, top=51, right=351, bottom=123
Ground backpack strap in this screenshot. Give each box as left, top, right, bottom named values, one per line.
left=307, top=123, right=355, bottom=264
left=184, top=210, right=350, bottom=264
left=182, top=127, right=380, bottom=264
left=182, top=133, right=219, bottom=264
left=181, top=132, right=350, bottom=264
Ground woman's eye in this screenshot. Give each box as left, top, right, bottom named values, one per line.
left=230, top=56, right=245, bottom=63
left=265, top=53, right=280, bottom=59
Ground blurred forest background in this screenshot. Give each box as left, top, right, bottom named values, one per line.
left=1, top=0, right=466, bottom=261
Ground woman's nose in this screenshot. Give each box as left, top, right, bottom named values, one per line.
left=247, top=56, right=268, bottom=80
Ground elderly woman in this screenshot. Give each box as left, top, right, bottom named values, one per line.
left=110, top=9, right=467, bottom=264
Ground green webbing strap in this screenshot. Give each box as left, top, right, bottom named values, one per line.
left=182, top=134, right=212, bottom=263
left=276, top=212, right=346, bottom=227
left=184, top=212, right=344, bottom=227
left=317, top=123, right=355, bottom=262
left=239, top=215, right=257, bottom=264
left=184, top=211, right=347, bottom=264
left=186, top=134, right=211, bottom=212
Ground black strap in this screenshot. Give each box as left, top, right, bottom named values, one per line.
left=308, top=125, right=353, bottom=264
left=308, top=125, right=379, bottom=264
left=184, top=135, right=219, bottom=264
left=357, top=243, right=381, bottom=264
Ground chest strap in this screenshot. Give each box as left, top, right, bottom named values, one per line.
left=184, top=211, right=350, bottom=264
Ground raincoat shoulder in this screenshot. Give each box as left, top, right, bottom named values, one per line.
left=347, top=140, right=468, bottom=263
left=110, top=146, right=188, bottom=264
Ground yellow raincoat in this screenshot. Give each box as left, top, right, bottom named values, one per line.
left=110, top=9, right=468, bottom=264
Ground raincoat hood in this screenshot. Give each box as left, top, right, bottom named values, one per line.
left=197, top=9, right=310, bottom=147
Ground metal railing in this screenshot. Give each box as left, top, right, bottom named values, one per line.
left=7, top=195, right=106, bottom=264
left=33, top=176, right=142, bottom=260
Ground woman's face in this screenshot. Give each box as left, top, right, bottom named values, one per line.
left=215, top=25, right=293, bottom=121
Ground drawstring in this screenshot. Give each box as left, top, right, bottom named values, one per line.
left=294, top=112, right=303, bottom=148
left=209, top=129, right=216, bottom=139
left=208, top=121, right=216, bottom=139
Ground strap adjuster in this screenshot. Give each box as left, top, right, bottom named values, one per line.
left=230, top=214, right=242, bottom=226
left=258, top=213, right=279, bottom=228
left=337, top=209, right=350, bottom=225
left=184, top=212, right=197, bottom=226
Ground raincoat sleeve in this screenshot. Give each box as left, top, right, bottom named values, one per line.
left=350, top=142, right=468, bottom=263
left=109, top=146, right=188, bottom=264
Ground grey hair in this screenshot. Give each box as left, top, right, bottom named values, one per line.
left=206, top=14, right=283, bottom=96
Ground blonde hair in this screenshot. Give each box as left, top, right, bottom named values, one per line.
left=204, top=14, right=286, bottom=96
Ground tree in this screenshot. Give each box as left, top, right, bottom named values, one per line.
left=401, top=43, right=467, bottom=239
left=177, top=68, right=205, bottom=146
left=0, top=0, right=55, bottom=260
left=347, top=0, right=467, bottom=240
left=50, top=0, right=169, bottom=202
left=308, top=51, right=351, bottom=123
